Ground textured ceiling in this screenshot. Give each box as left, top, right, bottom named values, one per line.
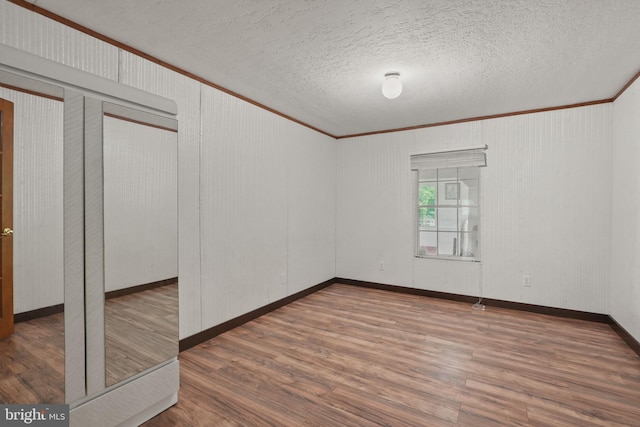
left=30, top=0, right=640, bottom=137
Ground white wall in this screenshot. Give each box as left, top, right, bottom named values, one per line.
left=0, top=1, right=118, bottom=80
left=611, top=77, right=640, bottom=342
left=103, top=116, right=178, bottom=292
left=0, top=87, right=64, bottom=314
left=286, top=118, right=337, bottom=294
left=199, top=85, right=336, bottom=329
left=337, top=104, right=612, bottom=314
left=199, top=86, right=289, bottom=327
left=1, top=0, right=337, bottom=339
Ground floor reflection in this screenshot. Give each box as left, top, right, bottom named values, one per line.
left=105, top=282, right=178, bottom=387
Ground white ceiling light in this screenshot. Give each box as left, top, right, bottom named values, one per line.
left=382, top=72, right=402, bottom=99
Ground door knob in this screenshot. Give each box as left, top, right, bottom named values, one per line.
left=1, top=228, right=13, bottom=237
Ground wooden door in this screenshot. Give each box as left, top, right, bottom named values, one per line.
left=0, top=97, right=14, bottom=339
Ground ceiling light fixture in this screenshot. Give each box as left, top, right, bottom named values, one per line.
left=382, top=72, right=402, bottom=99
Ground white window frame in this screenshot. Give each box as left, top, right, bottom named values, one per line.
left=411, top=146, right=487, bottom=262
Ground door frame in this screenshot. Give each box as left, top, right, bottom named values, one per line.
left=0, top=97, right=14, bottom=339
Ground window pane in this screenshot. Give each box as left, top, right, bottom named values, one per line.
left=458, top=207, right=479, bottom=230
left=438, top=232, right=458, bottom=256
left=418, top=208, right=436, bottom=231
left=438, top=181, right=458, bottom=205
left=418, top=231, right=437, bottom=256
left=437, top=207, right=457, bottom=232
left=459, top=180, right=478, bottom=205
left=438, top=168, right=457, bottom=180
left=458, top=166, right=478, bottom=180
left=415, top=165, right=481, bottom=260
left=459, top=166, right=479, bottom=205
left=459, top=232, right=477, bottom=257
left=419, top=169, right=437, bottom=181
left=418, top=182, right=436, bottom=205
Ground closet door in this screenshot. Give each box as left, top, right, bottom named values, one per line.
left=102, top=105, right=178, bottom=388
left=83, top=99, right=178, bottom=394
left=2, top=45, right=179, bottom=424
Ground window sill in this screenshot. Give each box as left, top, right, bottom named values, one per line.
left=415, top=255, right=480, bottom=263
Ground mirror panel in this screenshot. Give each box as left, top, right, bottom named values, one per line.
left=0, top=84, right=65, bottom=403
left=103, top=106, right=178, bottom=387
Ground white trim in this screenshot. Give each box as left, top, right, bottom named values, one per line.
left=103, top=102, right=178, bottom=131
left=70, top=360, right=179, bottom=427
left=0, top=43, right=176, bottom=116
left=0, top=69, right=64, bottom=98
left=84, top=97, right=106, bottom=395
left=64, top=89, right=87, bottom=403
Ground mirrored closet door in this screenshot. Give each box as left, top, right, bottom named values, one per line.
left=102, top=103, right=178, bottom=387
left=1, top=44, right=180, bottom=425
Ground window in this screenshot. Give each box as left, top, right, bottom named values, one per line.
left=411, top=147, right=486, bottom=260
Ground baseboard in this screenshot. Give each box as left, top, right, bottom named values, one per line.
left=15, top=278, right=177, bottom=323
left=608, top=316, right=640, bottom=358
left=337, top=277, right=610, bottom=323
left=178, top=278, right=336, bottom=352
left=337, top=278, right=479, bottom=304
left=105, top=277, right=177, bottom=300
left=14, top=303, right=64, bottom=323
left=337, top=277, right=640, bottom=358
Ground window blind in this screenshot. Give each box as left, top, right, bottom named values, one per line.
left=411, top=146, right=487, bottom=170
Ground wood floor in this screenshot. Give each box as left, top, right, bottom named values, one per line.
left=0, top=283, right=178, bottom=404
left=144, top=283, right=640, bottom=427
left=0, top=311, right=64, bottom=404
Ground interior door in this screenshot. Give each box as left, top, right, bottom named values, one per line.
left=0, top=97, right=14, bottom=339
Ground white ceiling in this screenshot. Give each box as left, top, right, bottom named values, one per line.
left=31, top=0, right=640, bottom=137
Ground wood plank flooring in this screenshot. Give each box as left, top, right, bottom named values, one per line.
left=144, top=283, right=640, bottom=427
left=0, top=283, right=177, bottom=404
left=0, top=312, right=64, bottom=404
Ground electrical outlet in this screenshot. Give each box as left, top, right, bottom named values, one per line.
left=379, top=261, right=384, bottom=271
left=522, top=275, right=531, bottom=287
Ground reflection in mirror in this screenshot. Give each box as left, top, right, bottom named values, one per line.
left=0, top=86, right=64, bottom=403
left=103, top=109, right=178, bottom=387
